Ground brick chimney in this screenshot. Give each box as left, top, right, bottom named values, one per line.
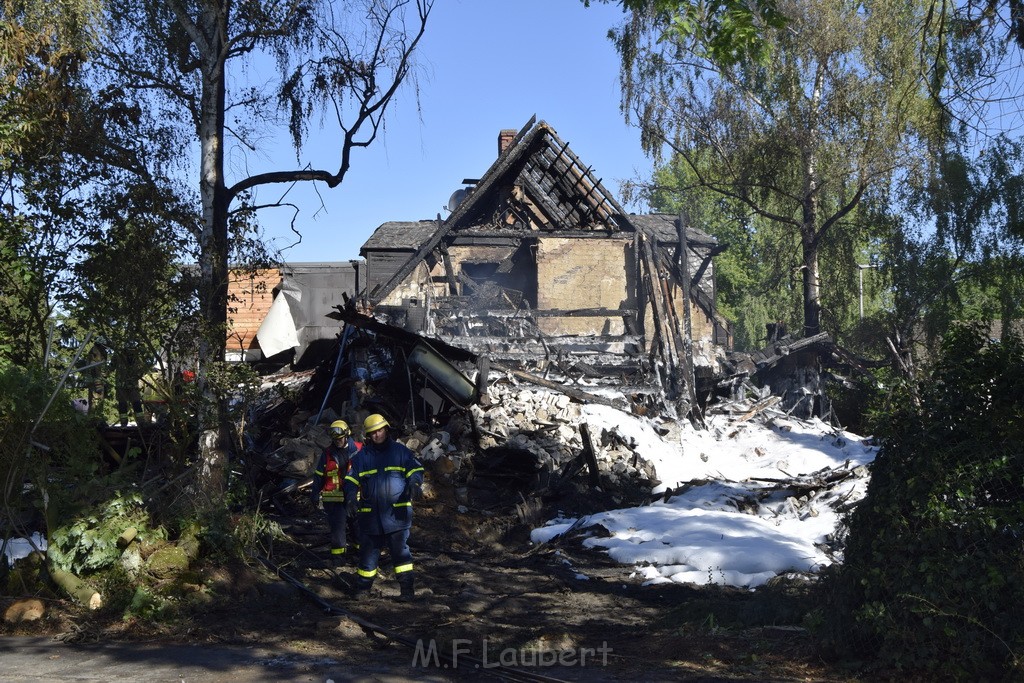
left=498, top=129, right=517, bottom=156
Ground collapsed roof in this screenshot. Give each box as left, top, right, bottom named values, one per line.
left=355, top=117, right=732, bottom=419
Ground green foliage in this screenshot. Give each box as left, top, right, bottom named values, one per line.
left=824, top=324, right=1024, bottom=676
left=193, top=507, right=284, bottom=565
left=619, top=0, right=788, bottom=67
left=0, top=361, right=100, bottom=528
left=642, top=150, right=879, bottom=349
left=71, top=198, right=199, bottom=385
left=879, top=135, right=1024, bottom=372
left=48, top=491, right=166, bottom=574
left=610, top=0, right=943, bottom=339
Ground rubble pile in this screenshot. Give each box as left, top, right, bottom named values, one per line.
left=467, top=380, right=659, bottom=494
left=471, top=387, right=580, bottom=465
left=255, top=374, right=663, bottom=513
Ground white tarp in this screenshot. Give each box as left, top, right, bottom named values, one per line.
left=256, top=282, right=302, bottom=358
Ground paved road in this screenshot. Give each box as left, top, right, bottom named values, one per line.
left=0, top=635, right=744, bottom=682
left=0, top=636, right=467, bottom=682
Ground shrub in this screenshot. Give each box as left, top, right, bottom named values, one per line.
left=48, top=491, right=166, bottom=574
left=0, top=362, right=101, bottom=534
left=824, top=324, right=1024, bottom=677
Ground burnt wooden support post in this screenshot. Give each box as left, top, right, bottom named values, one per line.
left=475, top=354, right=490, bottom=404
left=640, top=234, right=677, bottom=399
left=579, top=422, right=602, bottom=489
left=678, top=213, right=703, bottom=428
left=438, top=244, right=459, bottom=296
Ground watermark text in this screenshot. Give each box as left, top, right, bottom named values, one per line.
left=412, top=638, right=612, bottom=669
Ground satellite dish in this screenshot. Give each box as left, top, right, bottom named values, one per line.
left=447, top=187, right=470, bottom=213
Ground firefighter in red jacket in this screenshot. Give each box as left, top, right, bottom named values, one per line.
left=311, top=420, right=360, bottom=567
left=344, top=413, right=424, bottom=601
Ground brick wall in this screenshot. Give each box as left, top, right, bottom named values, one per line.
left=226, top=268, right=279, bottom=355
left=535, top=237, right=634, bottom=336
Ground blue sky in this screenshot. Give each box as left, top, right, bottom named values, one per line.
left=251, top=0, right=654, bottom=264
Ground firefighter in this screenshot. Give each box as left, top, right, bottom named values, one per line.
left=311, top=420, right=360, bottom=568
left=344, top=413, right=424, bottom=601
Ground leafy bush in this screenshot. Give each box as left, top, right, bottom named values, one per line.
left=0, top=362, right=100, bottom=532
left=48, top=491, right=165, bottom=574
left=824, top=324, right=1024, bottom=677
left=196, top=507, right=284, bottom=565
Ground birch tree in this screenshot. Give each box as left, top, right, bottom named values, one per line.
left=93, top=0, right=431, bottom=368
left=81, top=0, right=431, bottom=500
left=606, top=0, right=943, bottom=337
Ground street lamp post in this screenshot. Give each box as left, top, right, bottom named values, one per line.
left=858, top=264, right=878, bottom=319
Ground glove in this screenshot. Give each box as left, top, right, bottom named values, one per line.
left=409, top=483, right=423, bottom=502
left=346, top=497, right=358, bottom=517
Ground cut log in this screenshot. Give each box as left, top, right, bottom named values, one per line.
left=50, top=567, right=102, bottom=610
left=4, top=598, right=45, bottom=623
left=117, top=527, right=138, bottom=549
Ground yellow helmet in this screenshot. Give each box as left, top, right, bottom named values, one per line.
left=363, top=413, right=389, bottom=434
left=329, top=420, right=351, bottom=439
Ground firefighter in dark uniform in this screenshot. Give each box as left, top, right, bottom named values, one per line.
left=344, top=413, right=424, bottom=601
left=311, top=420, right=359, bottom=567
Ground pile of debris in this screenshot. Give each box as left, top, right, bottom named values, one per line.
left=252, top=371, right=662, bottom=515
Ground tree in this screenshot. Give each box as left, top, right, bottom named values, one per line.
left=90, top=0, right=432, bottom=370
left=1, top=0, right=103, bottom=366
left=72, top=184, right=199, bottom=393
left=74, top=0, right=432, bottom=500
left=602, top=0, right=943, bottom=338
left=637, top=156, right=805, bottom=350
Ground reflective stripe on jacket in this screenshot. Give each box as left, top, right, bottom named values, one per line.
left=343, top=437, right=424, bottom=535
left=313, top=441, right=358, bottom=503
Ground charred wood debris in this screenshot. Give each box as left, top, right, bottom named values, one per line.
left=242, top=300, right=874, bottom=540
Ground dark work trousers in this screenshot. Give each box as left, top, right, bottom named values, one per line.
left=355, top=528, right=413, bottom=590
left=324, top=502, right=349, bottom=563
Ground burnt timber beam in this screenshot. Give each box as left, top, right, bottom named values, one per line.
left=490, top=361, right=627, bottom=409
left=327, top=305, right=477, bottom=363
left=690, top=243, right=728, bottom=289
left=522, top=168, right=575, bottom=229
left=579, top=423, right=602, bottom=488
left=431, top=334, right=644, bottom=348
left=640, top=234, right=676, bottom=384
left=677, top=212, right=701, bottom=426
left=534, top=144, right=609, bottom=229
left=438, top=246, right=459, bottom=296
left=539, top=126, right=624, bottom=226
left=432, top=307, right=636, bottom=319
left=371, top=117, right=538, bottom=305
left=531, top=307, right=638, bottom=317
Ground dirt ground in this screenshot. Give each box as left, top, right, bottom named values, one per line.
left=2, top=473, right=868, bottom=683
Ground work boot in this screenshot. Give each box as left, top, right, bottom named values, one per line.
left=350, top=579, right=373, bottom=599
left=330, top=551, right=345, bottom=570
left=397, top=575, right=415, bottom=602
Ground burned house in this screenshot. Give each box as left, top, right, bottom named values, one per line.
left=354, top=118, right=731, bottom=415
